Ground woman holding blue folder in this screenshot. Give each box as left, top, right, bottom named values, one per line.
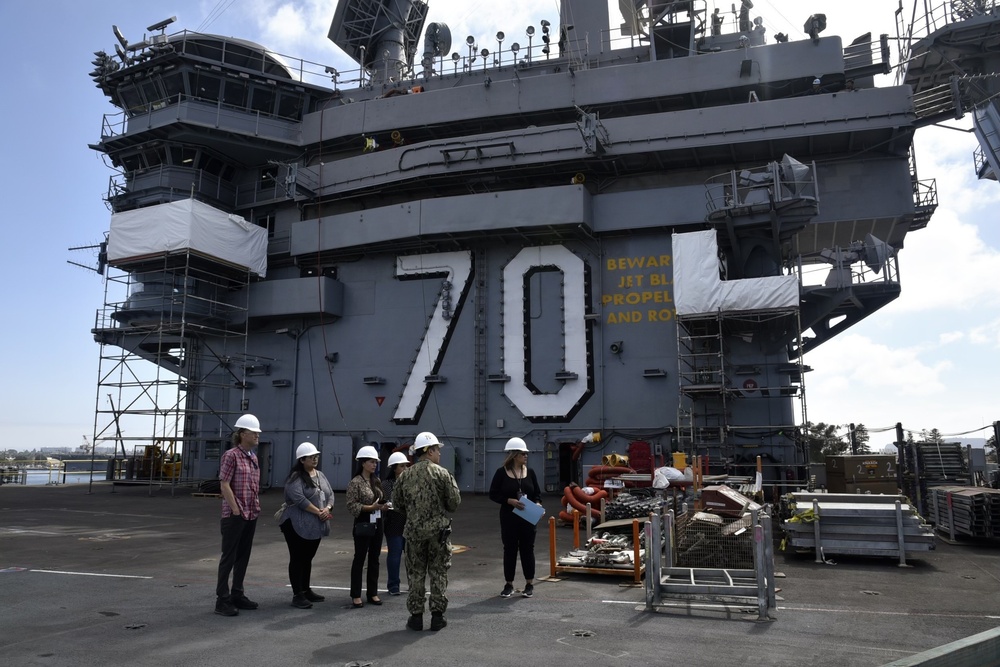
left=488, top=437, right=543, bottom=599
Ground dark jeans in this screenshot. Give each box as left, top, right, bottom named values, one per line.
left=500, top=510, right=536, bottom=582
left=386, top=534, right=405, bottom=592
left=217, top=515, right=257, bottom=599
left=280, top=520, right=321, bottom=595
left=350, top=520, right=383, bottom=598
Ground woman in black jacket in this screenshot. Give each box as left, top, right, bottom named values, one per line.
left=488, top=437, right=542, bottom=599
left=345, top=445, right=388, bottom=608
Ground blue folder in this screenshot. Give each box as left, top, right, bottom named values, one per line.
left=513, top=500, right=545, bottom=525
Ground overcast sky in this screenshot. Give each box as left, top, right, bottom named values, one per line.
left=1, top=1, right=997, bottom=453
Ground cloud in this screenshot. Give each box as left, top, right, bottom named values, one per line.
left=215, top=1, right=548, bottom=81
left=808, top=334, right=950, bottom=398
left=968, top=317, right=1000, bottom=347
left=806, top=327, right=997, bottom=439
left=938, top=331, right=964, bottom=345
left=881, top=129, right=1000, bottom=315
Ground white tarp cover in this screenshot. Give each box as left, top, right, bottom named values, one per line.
left=673, top=230, right=797, bottom=316
left=107, top=199, right=268, bottom=277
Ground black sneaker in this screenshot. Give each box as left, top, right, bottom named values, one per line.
left=231, top=595, right=259, bottom=610
left=303, top=589, right=325, bottom=602
left=500, top=583, right=514, bottom=598
left=430, top=613, right=447, bottom=631
left=214, top=598, right=238, bottom=616
left=291, top=594, right=313, bottom=609
left=522, top=583, right=533, bottom=598
left=406, top=614, right=423, bottom=631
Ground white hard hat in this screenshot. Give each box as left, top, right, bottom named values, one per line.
left=504, top=437, right=529, bottom=452
left=387, top=451, right=410, bottom=467
left=413, top=431, right=442, bottom=451
left=355, top=445, right=379, bottom=460
left=234, top=414, right=261, bottom=432
left=295, top=442, right=320, bottom=459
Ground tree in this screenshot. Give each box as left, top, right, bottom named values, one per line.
left=986, top=434, right=997, bottom=464
left=802, top=421, right=848, bottom=462
left=854, top=423, right=871, bottom=454
left=922, top=428, right=944, bottom=444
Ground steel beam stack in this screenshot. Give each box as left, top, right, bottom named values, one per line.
left=901, top=442, right=971, bottom=516
left=781, top=492, right=935, bottom=565
left=928, top=486, right=1000, bottom=539
left=916, top=443, right=968, bottom=481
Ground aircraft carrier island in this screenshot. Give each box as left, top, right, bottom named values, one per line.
left=84, top=0, right=1000, bottom=494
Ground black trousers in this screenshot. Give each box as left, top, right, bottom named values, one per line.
left=500, top=510, right=536, bottom=582
left=216, top=515, right=257, bottom=599
left=350, top=521, right=384, bottom=598
left=280, top=521, right=321, bottom=595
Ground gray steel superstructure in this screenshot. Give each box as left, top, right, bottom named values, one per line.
left=85, top=1, right=1000, bottom=493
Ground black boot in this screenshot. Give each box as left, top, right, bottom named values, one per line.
left=303, top=589, right=325, bottom=602
left=231, top=593, right=258, bottom=610
left=291, top=593, right=313, bottom=609
left=430, top=612, right=447, bottom=631
left=406, top=614, right=423, bottom=631
left=214, top=597, right=238, bottom=616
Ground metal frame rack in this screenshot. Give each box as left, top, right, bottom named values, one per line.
left=644, top=506, right=776, bottom=621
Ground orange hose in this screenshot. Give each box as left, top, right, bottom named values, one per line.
left=571, top=484, right=608, bottom=504
left=563, top=485, right=601, bottom=518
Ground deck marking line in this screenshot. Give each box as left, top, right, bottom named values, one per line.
left=31, top=569, right=152, bottom=579
left=0, top=528, right=64, bottom=536
left=607, top=600, right=1000, bottom=622
left=555, top=636, right=629, bottom=659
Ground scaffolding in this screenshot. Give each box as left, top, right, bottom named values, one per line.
left=91, top=250, right=253, bottom=489
left=676, top=307, right=807, bottom=484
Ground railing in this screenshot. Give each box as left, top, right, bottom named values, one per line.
left=895, top=0, right=998, bottom=83
left=843, top=33, right=892, bottom=75
left=815, top=245, right=901, bottom=290
left=913, top=177, right=938, bottom=209
left=99, top=94, right=299, bottom=142
left=125, top=20, right=658, bottom=101
left=104, top=165, right=289, bottom=213
left=107, top=165, right=238, bottom=210
left=705, top=159, right=818, bottom=218
left=0, top=467, right=27, bottom=484
left=0, top=461, right=111, bottom=485
left=975, top=143, right=988, bottom=173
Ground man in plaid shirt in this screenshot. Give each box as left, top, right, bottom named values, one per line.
left=215, top=414, right=263, bottom=616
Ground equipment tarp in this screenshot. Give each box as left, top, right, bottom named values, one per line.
left=673, top=230, right=798, bottom=315
left=107, top=199, right=268, bottom=277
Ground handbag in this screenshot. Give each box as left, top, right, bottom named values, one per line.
left=273, top=502, right=287, bottom=520
left=353, top=521, right=378, bottom=537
